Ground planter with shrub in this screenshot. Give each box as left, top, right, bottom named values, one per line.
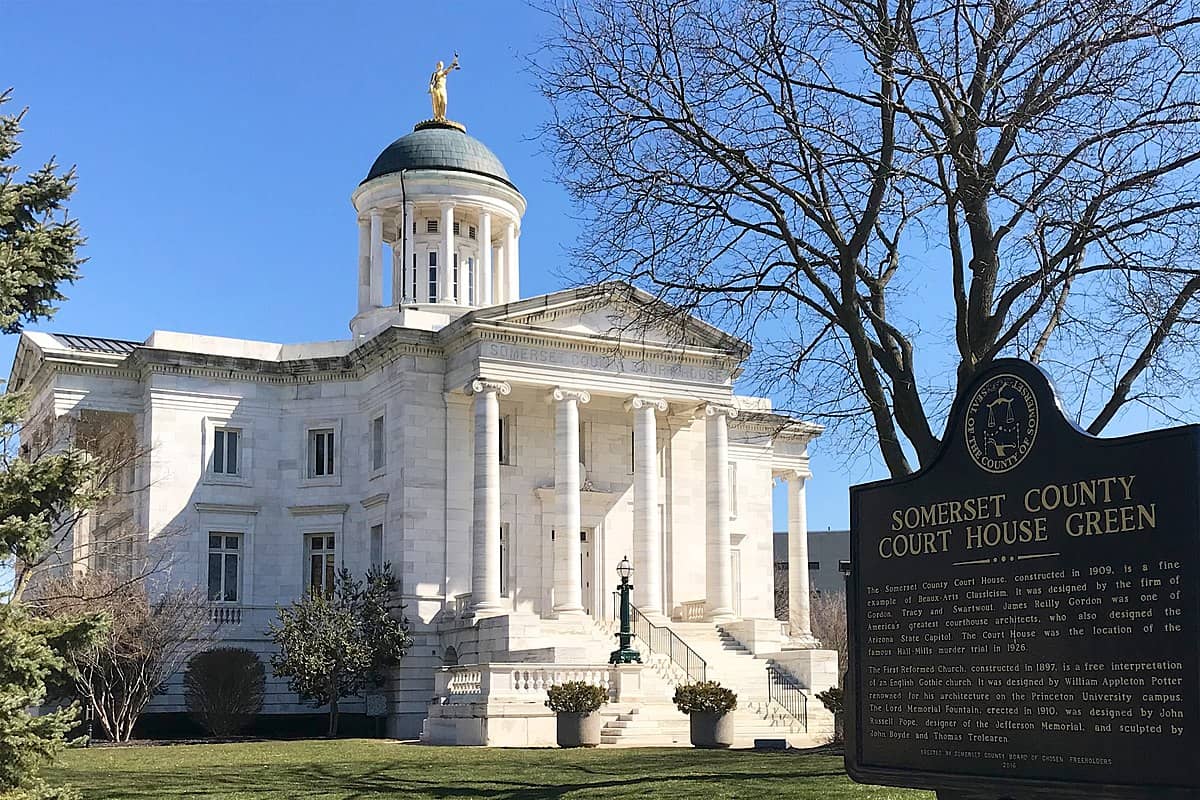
left=673, top=681, right=737, bottom=748
left=545, top=681, right=608, bottom=748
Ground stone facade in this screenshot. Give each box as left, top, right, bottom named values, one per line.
left=7, top=115, right=834, bottom=743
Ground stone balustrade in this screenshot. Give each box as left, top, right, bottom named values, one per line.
left=434, top=663, right=626, bottom=705
left=678, top=599, right=707, bottom=621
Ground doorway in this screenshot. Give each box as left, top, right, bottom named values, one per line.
left=580, top=528, right=596, bottom=616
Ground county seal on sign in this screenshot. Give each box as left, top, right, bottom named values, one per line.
left=964, top=373, right=1038, bottom=473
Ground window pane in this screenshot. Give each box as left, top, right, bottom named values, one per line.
left=227, top=431, right=238, bottom=474
left=226, top=535, right=239, bottom=549
left=324, top=554, right=335, bottom=596
left=326, top=536, right=335, bottom=550
left=310, top=554, right=321, bottom=592
left=214, top=430, right=225, bottom=473
left=224, top=553, right=238, bottom=601
left=209, top=534, right=221, bottom=550
left=315, top=434, right=325, bottom=475
left=326, top=432, right=335, bottom=475
left=208, top=553, right=222, bottom=600
left=372, top=417, right=384, bottom=470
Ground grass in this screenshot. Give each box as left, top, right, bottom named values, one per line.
left=47, top=739, right=934, bottom=799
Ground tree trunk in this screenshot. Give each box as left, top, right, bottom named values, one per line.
left=328, top=690, right=339, bottom=738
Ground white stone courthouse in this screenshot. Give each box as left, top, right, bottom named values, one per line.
left=9, top=114, right=837, bottom=745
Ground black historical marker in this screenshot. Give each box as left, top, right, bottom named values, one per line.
left=846, top=360, right=1200, bottom=800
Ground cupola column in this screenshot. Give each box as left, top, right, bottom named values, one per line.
left=356, top=216, right=371, bottom=313
left=494, top=242, right=506, bottom=304
left=505, top=221, right=520, bottom=301
left=401, top=201, right=414, bottom=304
left=439, top=202, right=455, bottom=303
left=479, top=212, right=493, bottom=306
left=369, top=210, right=384, bottom=308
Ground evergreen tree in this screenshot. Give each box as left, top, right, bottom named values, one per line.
left=0, top=89, right=100, bottom=800
left=268, top=566, right=411, bottom=737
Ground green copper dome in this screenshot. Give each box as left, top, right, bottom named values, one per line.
left=362, top=123, right=515, bottom=189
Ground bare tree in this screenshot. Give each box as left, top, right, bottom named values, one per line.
left=810, top=591, right=849, bottom=683
left=7, top=407, right=168, bottom=602
left=538, top=0, right=1200, bottom=475
left=37, top=572, right=212, bottom=742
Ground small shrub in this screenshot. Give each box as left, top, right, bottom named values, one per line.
left=816, top=686, right=845, bottom=743
left=545, top=681, right=608, bottom=714
left=184, top=647, right=266, bottom=737
left=673, top=681, right=737, bottom=715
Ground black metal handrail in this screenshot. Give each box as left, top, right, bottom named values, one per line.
left=612, top=592, right=707, bottom=683
left=766, top=663, right=808, bottom=732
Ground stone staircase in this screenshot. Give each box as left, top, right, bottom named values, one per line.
left=590, top=617, right=834, bottom=748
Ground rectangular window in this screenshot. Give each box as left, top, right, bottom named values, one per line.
left=453, top=221, right=461, bottom=236
left=728, top=462, right=738, bottom=518
left=306, top=533, right=336, bottom=597
left=452, top=253, right=460, bottom=301
left=426, top=219, right=438, bottom=234
left=499, top=524, right=509, bottom=595
left=658, top=433, right=667, bottom=477
left=370, top=415, right=386, bottom=472
left=469, top=225, right=477, bottom=241
left=212, top=428, right=240, bottom=475
left=308, top=428, right=335, bottom=478
left=207, top=533, right=241, bottom=602
left=467, top=257, right=475, bottom=305
left=809, top=561, right=821, bottom=570
left=412, top=253, right=418, bottom=300
left=578, top=419, right=591, bottom=467
left=427, top=251, right=438, bottom=303
left=499, top=415, right=512, bottom=465
left=370, top=524, right=384, bottom=570
left=628, top=431, right=636, bottom=474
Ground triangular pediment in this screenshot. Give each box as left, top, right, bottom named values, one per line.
left=458, top=283, right=749, bottom=358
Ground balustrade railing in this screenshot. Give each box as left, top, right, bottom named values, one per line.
left=207, top=604, right=278, bottom=632
left=434, top=663, right=615, bottom=704
left=766, top=663, right=808, bottom=732
left=612, top=594, right=706, bottom=683
left=679, top=599, right=706, bottom=621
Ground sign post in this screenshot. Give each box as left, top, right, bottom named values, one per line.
left=847, top=359, right=1200, bottom=799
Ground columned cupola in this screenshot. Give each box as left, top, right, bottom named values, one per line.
left=349, top=114, right=526, bottom=338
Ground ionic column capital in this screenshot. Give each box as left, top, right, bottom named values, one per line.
left=704, top=403, right=740, bottom=419
left=467, top=378, right=511, bottom=397
left=774, top=467, right=807, bottom=482
left=547, top=386, right=591, bottom=405
left=369, top=208, right=384, bottom=221
left=624, top=396, right=668, bottom=413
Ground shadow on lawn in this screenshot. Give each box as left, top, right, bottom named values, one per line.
left=271, top=764, right=848, bottom=800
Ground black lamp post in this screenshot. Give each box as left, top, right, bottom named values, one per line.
left=609, top=555, right=642, bottom=665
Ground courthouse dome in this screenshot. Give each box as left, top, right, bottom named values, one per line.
left=362, top=122, right=515, bottom=190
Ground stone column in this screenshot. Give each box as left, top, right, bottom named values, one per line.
left=494, top=244, right=506, bottom=304
left=369, top=210, right=384, bottom=308
left=479, top=212, right=493, bottom=306
left=705, top=404, right=738, bottom=621
left=401, top=201, right=414, bottom=303
left=784, top=471, right=820, bottom=647
left=468, top=378, right=510, bottom=616
left=356, top=215, right=371, bottom=313
left=439, top=203, right=455, bottom=303
left=626, top=396, right=667, bottom=616
left=550, top=386, right=590, bottom=616
left=505, top=221, right=520, bottom=301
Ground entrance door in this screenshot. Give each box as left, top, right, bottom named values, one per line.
left=730, top=549, right=742, bottom=618
left=580, top=529, right=594, bottom=615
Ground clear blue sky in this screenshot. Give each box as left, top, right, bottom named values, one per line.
left=11, top=0, right=1091, bottom=538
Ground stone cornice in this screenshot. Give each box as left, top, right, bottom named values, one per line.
left=360, top=492, right=389, bottom=509
left=287, top=503, right=350, bottom=516
left=194, top=503, right=260, bottom=515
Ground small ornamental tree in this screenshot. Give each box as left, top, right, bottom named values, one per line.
left=268, top=565, right=411, bottom=737
left=184, top=647, right=266, bottom=738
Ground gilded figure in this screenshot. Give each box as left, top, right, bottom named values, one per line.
left=429, top=53, right=460, bottom=121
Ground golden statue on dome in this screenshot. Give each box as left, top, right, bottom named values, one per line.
left=423, top=53, right=465, bottom=132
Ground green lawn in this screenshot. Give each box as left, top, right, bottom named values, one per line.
left=47, top=739, right=933, bottom=799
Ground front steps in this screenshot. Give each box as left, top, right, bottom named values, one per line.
left=591, top=618, right=835, bottom=748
